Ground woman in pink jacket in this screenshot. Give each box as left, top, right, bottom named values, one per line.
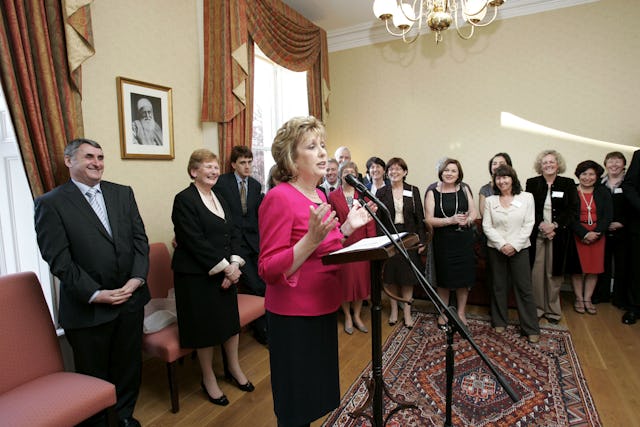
left=258, top=116, right=373, bottom=427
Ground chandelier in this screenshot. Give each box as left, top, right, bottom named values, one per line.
left=373, top=0, right=505, bottom=44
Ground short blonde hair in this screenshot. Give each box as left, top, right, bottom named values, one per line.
left=533, top=149, right=566, bottom=175
left=188, top=149, right=217, bottom=179
left=271, top=116, right=326, bottom=182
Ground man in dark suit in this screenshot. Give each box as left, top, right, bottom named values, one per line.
left=622, top=149, right=640, bottom=325
left=214, top=145, right=267, bottom=344
left=35, top=139, right=150, bottom=427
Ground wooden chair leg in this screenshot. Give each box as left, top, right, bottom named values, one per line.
left=166, top=361, right=180, bottom=413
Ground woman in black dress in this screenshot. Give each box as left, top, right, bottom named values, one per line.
left=171, top=149, right=253, bottom=406
left=425, top=158, right=477, bottom=327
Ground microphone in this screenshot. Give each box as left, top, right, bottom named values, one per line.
left=344, top=174, right=390, bottom=216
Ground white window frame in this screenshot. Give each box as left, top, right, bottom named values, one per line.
left=251, top=44, right=308, bottom=189
left=0, top=85, right=56, bottom=325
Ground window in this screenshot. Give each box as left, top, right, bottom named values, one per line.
left=0, top=85, right=56, bottom=324
left=252, top=44, right=308, bottom=189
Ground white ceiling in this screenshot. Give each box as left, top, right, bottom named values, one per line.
left=280, top=0, right=599, bottom=52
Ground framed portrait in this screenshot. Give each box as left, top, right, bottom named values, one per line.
left=117, top=77, right=174, bottom=159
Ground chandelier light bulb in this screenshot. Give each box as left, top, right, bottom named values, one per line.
left=463, top=0, right=488, bottom=23
left=392, top=3, right=416, bottom=30
left=373, top=0, right=397, bottom=20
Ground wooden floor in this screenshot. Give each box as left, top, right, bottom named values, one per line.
left=135, top=294, right=640, bottom=426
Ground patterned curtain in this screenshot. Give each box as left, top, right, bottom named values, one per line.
left=0, top=0, right=93, bottom=197
left=201, top=0, right=330, bottom=172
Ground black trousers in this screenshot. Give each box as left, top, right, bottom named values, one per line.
left=595, top=229, right=630, bottom=305
left=629, top=231, right=640, bottom=309
left=65, top=309, right=144, bottom=421
left=487, top=248, right=539, bottom=336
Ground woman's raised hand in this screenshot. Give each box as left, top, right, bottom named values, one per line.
left=346, top=200, right=376, bottom=231
left=307, top=203, right=338, bottom=245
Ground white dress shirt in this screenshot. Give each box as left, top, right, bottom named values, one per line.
left=482, top=192, right=535, bottom=252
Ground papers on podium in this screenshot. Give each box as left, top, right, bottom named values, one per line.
left=329, top=232, right=408, bottom=256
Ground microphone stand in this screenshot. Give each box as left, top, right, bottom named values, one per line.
left=354, top=191, right=519, bottom=427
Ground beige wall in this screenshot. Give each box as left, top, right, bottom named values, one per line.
left=82, top=0, right=207, bottom=246
left=80, top=0, right=640, bottom=243
left=326, top=0, right=640, bottom=204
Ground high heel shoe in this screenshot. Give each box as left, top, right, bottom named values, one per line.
left=388, top=314, right=398, bottom=326
left=354, top=321, right=368, bottom=333
left=344, top=319, right=354, bottom=335
left=225, top=374, right=255, bottom=392
left=437, top=315, right=448, bottom=330
left=584, top=300, right=597, bottom=315
left=201, top=381, right=229, bottom=406
left=404, top=317, right=414, bottom=330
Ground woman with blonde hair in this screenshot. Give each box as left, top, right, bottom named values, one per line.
left=258, top=116, right=374, bottom=427
left=525, top=149, right=579, bottom=324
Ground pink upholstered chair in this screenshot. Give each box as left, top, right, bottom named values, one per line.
left=143, top=242, right=193, bottom=413
left=144, top=242, right=266, bottom=412
left=0, top=272, right=117, bottom=426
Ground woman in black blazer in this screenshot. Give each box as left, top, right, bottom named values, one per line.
left=567, top=160, right=612, bottom=315
left=595, top=152, right=629, bottom=307
left=376, top=157, right=427, bottom=328
left=525, top=150, right=579, bottom=324
left=171, top=149, right=254, bottom=406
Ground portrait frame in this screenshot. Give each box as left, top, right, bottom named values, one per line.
left=117, top=76, right=174, bottom=160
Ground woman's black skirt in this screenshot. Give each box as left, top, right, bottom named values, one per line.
left=267, top=310, right=339, bottom=427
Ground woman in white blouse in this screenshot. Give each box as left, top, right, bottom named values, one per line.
left=482, top=165, right=540, bottom=343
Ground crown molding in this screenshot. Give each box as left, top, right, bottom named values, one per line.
left=327, top=0, right=599, bottom=52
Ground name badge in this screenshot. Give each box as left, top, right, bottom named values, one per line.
left=614, top=188, right=623, bottom=194
left=551, top=191, right=564, bottom=198
left=403, top=190, right=413, bottom=197
left=511, top=200, right=523, bottom=208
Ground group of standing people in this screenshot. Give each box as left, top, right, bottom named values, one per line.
left=32, top=114, right=640, bottom=427
left=481, top=149, right=638, bottom=335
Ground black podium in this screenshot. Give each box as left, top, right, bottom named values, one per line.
left=323, top=233, right=419, bottom=427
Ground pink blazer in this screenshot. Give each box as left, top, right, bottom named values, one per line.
left=258, top=183, right=343, bottom=316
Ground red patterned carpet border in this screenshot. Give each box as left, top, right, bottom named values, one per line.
left=322, top=313, right=601, bottom=427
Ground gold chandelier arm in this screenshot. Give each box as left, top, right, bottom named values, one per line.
left=398, top=0, right=423, bottom=23
left=383, top=13, right=420, bottom=44
left=468, top=5, right=498, bottom=27
left=384, top=18, right=407, bottom=37
left=401, top=4, right=424, bottom=44
left=402, top=30, right=421, bottom=44
left=455, top=25, right=475, bottom=40
left=375, top=0, right=499, bottom=43
left=453, top=8, right=476, bottom=40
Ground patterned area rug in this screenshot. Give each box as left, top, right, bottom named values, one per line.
left=323, top=313, right=601, bottom=426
